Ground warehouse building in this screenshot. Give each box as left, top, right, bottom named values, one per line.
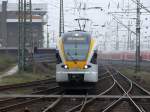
left=0, top=1, right=47, bottom=48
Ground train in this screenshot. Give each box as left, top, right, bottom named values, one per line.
left=56, top=30, right=98, bottom=88
left=100, top=51, right=150, bottom=61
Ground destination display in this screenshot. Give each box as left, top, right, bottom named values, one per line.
left=64, top=36, right=89, bottom=43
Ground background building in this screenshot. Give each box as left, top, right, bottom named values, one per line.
left=0, top=1, right=47, bottom=48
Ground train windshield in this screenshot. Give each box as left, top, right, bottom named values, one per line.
left=63, top=35, right=90, bottom=61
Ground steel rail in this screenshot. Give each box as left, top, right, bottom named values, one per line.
left=65, top=68, right=116, bottom=112
left=108, top=65, right=150, bottom=95
left=0, top=86, right=60, bottom=105
left=98, top=74, right=113, bottom=81
left=102, top=66, right=144, bottom=112
left=0, top=98, right=42, bottom=111
left=78, top=94, right=88, bottom=112
left=42, top=94, right=64, bottom=112
left=116, top=70, right=150, bottom=95
left=116, top=69, right=149, bottom=112
left=0, top=78, right=55, bottom=91
left=101, top=66, right=132, bottom=112
left=102, top=77, right=133, bottom=112
left=0, top=86, right=61, bottom=111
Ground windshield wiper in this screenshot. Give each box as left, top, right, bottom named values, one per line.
left=67, top=52, right=77, bottom=64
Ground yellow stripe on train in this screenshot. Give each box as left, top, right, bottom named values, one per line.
left=65, top=61, right=87, bottom=69
left=87, top=38, right=95, bottom=60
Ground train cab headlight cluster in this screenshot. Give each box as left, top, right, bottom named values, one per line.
left=61, top=65, right=68, bottom=69
left=64, top=65, right=68, bottom=69
left=84, top=65, right=91, bottom=69
left=84, top=65, right=88, bottom=69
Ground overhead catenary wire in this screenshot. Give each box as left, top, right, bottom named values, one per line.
left=130, top=0, right=150, bottom=14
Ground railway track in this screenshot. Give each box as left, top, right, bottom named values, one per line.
left=99, top=65, right=150, bottom=112
left=0, top=78, right=57, bottom=94
left=58, top=65, right=150, bottom=112
left=41, top=66, right=117, bottom=112
left=0, top=78, right=62, bottom=112
left=0, top=85, right=62, bottom=112
left=0, top=65, right=115, bottom=112
left=44, top=65, right=150, bottom=112
left=0, top=65, right=150, bottom=112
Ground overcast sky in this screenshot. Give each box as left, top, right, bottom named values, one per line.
left=4, top=0, right=144, bottom=32
left=3, top=0, right=150, bottom=50
left=5, top=0, right=150, bottom=33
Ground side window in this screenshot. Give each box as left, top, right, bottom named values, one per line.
left=91, top=50, right=97, bottom=64
left=56, top=50, right=62, bottom=64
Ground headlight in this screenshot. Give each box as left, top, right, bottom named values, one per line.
left=64, top=65, right=68, bottom=69
left=84, top=65, right=88, bottom=69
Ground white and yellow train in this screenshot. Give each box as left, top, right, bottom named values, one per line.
left=56, top=30, right=98, bottom=88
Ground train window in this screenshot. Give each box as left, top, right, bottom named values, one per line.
left=63, top=37, right=90, bottom=61
left=64, top=44, right=89, bottom=61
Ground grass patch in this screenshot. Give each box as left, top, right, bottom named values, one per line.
left=0, top=54, right=16, bottom=72
left=119, top=67, right=150, bottom=90
left=0, top=63, right=56, bottom=85
left=0, top=71, right=52, bottom=85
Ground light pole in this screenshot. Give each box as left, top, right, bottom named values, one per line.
left=135, top=0, right=141, bottom=72
left=47, top=25, right=50, bottom=48
left=59, top=0, right=64, bottom=37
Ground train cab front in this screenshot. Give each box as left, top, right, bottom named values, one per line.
left=56, top=31, right=98, bottom=88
